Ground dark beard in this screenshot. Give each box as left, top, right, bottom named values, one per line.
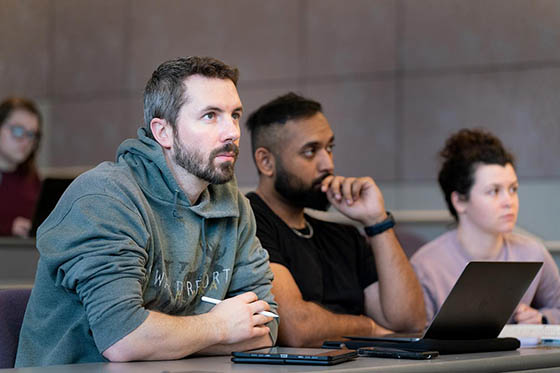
left=274, top=160, right=330, bottom=211
left=173, top=136, right=239, bottom=185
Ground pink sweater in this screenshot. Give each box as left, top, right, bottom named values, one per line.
left=411, top=229, right=560, bottom=325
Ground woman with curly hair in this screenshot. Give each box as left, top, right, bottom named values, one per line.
left=411, top=128, right=560, bottom=326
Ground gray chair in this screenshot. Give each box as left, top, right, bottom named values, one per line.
left=0, top=288, right=31, bottom=369
left=394, top=226, right=427, bottom=258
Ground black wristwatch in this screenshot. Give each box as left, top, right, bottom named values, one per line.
left=364, top=211, right=395, bottom=237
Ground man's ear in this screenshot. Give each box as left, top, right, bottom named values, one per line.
left=150, top=118, right=173, bottom=149
left=254, top=147, right=275, bottom=177
left=451, top=191, right=468, bottom=215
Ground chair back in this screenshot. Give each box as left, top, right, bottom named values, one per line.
left=394, top=227, right=427, bottom=258
left=0, top=288, right=31, bottom=369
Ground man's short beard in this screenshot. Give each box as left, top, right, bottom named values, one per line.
left=274, top=158, right=330, bottom=211
left=173, top=135, right=238, bottom=185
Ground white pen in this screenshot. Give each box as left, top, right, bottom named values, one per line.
left=201, top=296, right=279, bottom=318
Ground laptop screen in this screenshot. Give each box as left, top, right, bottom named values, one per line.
left=424, top=261, right=543, bottom=339
left=30, top=177, right=74, bottom=237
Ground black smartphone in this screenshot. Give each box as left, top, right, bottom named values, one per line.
left=357, top=346, right=438, bottom=360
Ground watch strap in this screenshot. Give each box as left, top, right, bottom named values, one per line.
left=364, top=211, right=395, bottom=237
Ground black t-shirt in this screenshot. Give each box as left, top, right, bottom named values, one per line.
left=247, top=192, right=378, bottom=315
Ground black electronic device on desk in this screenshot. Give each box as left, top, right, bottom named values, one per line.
left=232, top=347, right=357, bottom=365
left=30, top=177, right=74, bottom=236
left=324, top=261, right=543, bottom=354
left=358, top=346, right=438, bottom=360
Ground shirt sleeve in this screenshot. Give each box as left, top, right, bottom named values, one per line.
left=37, top=192, right=151, bottom=353
left=532, top=245, right=560, bottom=324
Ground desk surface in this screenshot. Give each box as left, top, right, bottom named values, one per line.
left=0, top=237, right=35, bottom=248
left=3, top=347, right=560, bottom=373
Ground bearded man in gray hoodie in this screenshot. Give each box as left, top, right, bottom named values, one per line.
left=16, top=56, right=277, bottom=367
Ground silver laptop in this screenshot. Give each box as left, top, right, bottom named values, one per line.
left=347, top=261, right=543, bottom=342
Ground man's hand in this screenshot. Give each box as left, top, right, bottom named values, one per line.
left=320, top=175, right=386, bottom=226
left=12, top=216, right=32, bottom=238
left=319, top=176, right=427, bottom=332
left=513, top=303, right=545, bottom=324
left=209, top=292, right=273, bottom=344
left=104, top=291, right=274, bottom=362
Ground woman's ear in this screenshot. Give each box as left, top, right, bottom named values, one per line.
left=451, top=191, right=468, bottom=215
left=150, top=118, right=173, bottom=149
left=254, top=147, right=275, bottom=177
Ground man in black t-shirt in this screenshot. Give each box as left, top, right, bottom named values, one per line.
left=245, top=92, right=426, bottom=347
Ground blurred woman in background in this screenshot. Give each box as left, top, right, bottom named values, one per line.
left=411, top=128, right=560, bottom=325
left=0, top=97, right=42, bottom=237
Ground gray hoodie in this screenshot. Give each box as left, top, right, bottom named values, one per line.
left=16, top=128, right=277, bottom=367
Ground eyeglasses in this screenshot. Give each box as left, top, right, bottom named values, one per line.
left=6, top=124, right=40, bottom=142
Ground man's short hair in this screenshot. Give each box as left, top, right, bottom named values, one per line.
left=245, top=92, right=322, bottom=161
left=438, top=128, right=515, bottom=221
left=143, top=56, right=239, bottom=138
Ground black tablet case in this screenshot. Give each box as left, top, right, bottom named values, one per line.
left=232, top=348, right=357, bottom=365
left=323, top=337, right=520, bottom=355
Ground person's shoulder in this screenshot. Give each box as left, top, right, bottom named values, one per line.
left=245, top=191, right=262, bottom=209
left=79, top=161, right=133, bottom=184
left=507, top=230, right=543, bottom=244
left=66, top=161, right=140, bottom=202
left=36, top=162, right=146, bottom=238
left=244, top=191, right=275, bottom=221
left=505, top=230, right=548, bottom=257
left=410, top=231, right=460, bottom=284
left=233, top=187, right=253, bottom=213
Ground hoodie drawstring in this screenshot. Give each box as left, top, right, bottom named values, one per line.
left=201, top=217, right=209, bottom=268
left=171, top=188, right=209, bottom=257
left=172, top=189, right=181, bottom=218
left=201, top=217, right=208, bottom=252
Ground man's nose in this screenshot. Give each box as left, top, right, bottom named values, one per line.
left=318, top=149, right=334, bottom=173
left=222, top=115, right=241, bottom=142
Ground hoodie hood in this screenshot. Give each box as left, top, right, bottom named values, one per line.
left=116, top=127, right=239, bottom=219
